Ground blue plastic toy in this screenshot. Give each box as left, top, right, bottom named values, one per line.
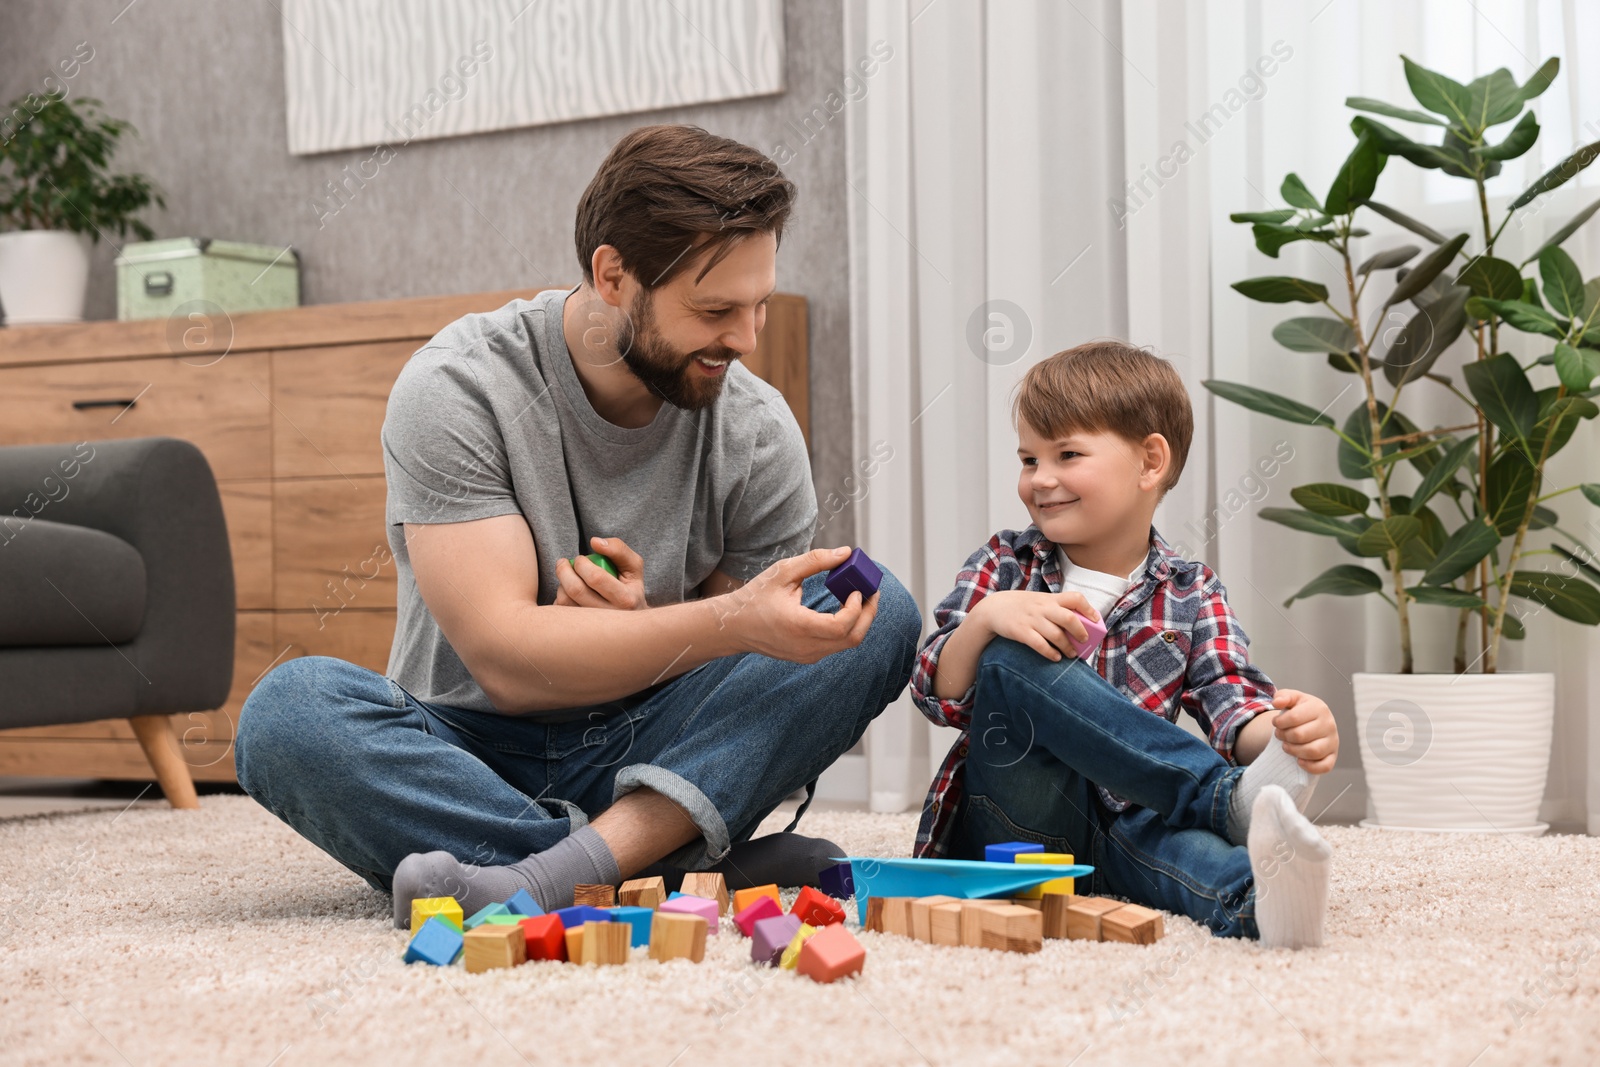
left=403, top=916, right=465, bottom=966
left=503, top=888, right=544, bottom=917
left=835, top=855, right=1094, bottom=921
left=552, top=904, right=612, bottom=929
left=609, top=905, right=655, bottom=948
left=985, top=841, right=1046, bottom=864
left=824, top=548, right=883, bottom=604
left=464, top=902, right=511, bottom=929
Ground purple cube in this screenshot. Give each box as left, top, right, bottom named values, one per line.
left=1068, top=612, right=1108, bottom=660
left=824, top=548, right=883, bottom=605
left=817, top=861, right=854, bottom=901
left=751, top=913, right=803, bottom=966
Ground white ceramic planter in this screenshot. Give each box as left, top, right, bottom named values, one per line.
left=1353, top=671, right=1554, bottom=835
left=0, top=230, right=93, bottom=325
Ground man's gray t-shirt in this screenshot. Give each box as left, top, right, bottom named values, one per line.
left=380, top=284, right=817, bottom=717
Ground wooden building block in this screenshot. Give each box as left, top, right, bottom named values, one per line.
left=797, top=924, right=866, bottom=984
left=791, top=885, right=846, bottom=928
left=929, top=902, right=964, bottom=946
left=732, top=884, right=781, bottom=916
left=1008, top=898, right=1043, bottom=910
left=977, top=904, right=1043, bottom=954
left=580, top=920, right=632, bottom=965
left=410, top=896, right=463, bottom=933
left=680, top=872, right=730, bottom=915
left=1064, top=896, right=1127, bottom=941
left=1014, top=852, right=1075, bottom=898
left=573, top=884, right=617, bottom=909
left=1101, top=903, right=1164, bottom=945
left=779, top=923, right=819, bottom=970
left=879, top=897, right=915, bottom=939
left=519, top=915, right=566, bottom=962
left=959, top=900, right=1012, bottom=948
left=649, top=911, right=708, bottom=963
left=1041, top=894, right=1076, bottom=939
left=864, top=896, right=887, bottom=933
left=619, top=876, right=667, bottom=910
left=564, top=926, right=585, bottom=962
left=910, top=895, right=962, bottom=942
left=464, top=923, right=526, bottom=973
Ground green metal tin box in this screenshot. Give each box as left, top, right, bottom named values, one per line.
left=114, top=237, right=300, bottom=321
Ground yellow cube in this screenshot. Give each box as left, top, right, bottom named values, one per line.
left=1014, top=852, right=1074, bottom=899
left=411, top=896, right=464, bottom=932
left=778, top=923, right=818, bottom=970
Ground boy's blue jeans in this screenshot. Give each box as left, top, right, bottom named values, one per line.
left=234, top=570, right=922, bottom=894
left=946, top=637, right=1261, bottom=938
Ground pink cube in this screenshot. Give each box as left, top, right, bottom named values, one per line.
left=659, top=894, right=720, bottom=934
left=733, top=894, right=783, bottom=937
left=1069, top=612, right=1107, bottom=660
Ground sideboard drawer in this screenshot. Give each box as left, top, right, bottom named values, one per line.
left=0, top=354, right=272, bottom=480
left=272, top=342, right=415, bottom=478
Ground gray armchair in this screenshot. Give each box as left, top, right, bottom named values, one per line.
left=0, top=436, right=236, bottom=807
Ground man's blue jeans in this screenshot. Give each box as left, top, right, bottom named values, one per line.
left=235, top=570, right=922, bottom=894
left=946, top=637, right=1260, bottom=939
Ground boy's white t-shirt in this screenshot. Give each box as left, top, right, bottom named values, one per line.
left=1055, top=546, right=1147, bottom=664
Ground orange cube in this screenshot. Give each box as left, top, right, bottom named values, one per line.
left=732, top=884, right=781, bottom=916
left=796, top=924, right=866, bottom=984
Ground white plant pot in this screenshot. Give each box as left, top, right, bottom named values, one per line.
left=0, top=230, right=93, bottom=325
left=1353, top=671, right=1554, bottom=835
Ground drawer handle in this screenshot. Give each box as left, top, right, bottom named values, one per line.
left=144, top=271, right=174, bottom=296
left=71, top=398, right=138, bottom=411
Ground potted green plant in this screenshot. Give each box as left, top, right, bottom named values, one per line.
left=0, top=94, right=162, bottom=324
left=1204, top=55, right=1600, bottom=834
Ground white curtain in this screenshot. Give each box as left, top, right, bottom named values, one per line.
left=843, top=0, right=1600, bottom=832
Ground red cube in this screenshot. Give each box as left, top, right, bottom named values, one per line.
left=790, top=885, right=845, bottom=927
left=519, top=915, right=566, bottom=962
left=797, top=924, right=866, bottom=984
left=733, top=893, right=784, bottom=937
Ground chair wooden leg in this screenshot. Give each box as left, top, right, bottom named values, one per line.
left=128, top=714, right=200, bottom=809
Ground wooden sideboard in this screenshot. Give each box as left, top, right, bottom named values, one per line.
left=0, top=287, right=809, bottom=783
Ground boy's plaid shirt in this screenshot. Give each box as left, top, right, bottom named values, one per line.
left=910, top=523, right=1278, bottom=858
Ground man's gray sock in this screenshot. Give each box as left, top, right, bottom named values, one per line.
left=391, top=825, right=621, bottom=928
left=1226, top=734, right=1315, bottom=846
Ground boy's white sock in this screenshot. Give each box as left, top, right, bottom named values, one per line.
left=1248, top=785, right=1332, bottom=950
left=1226, top=734, right=1315, bottom=846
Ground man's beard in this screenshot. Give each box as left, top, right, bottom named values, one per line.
left=616, top=290, right=735, bottom=412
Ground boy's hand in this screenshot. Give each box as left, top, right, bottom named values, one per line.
left=1270, top=689, right=1338, bottom=773
left=971, top=589, right=1101, bottom=662
left=553, top=536, right=648, bottom=610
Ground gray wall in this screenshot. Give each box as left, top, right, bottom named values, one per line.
left=1, top=0, right=856, bottom=547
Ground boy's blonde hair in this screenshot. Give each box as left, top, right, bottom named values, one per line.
left=1011, top=340, right=1194, bottom=495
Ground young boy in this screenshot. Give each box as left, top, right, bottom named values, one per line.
left=910, top=341, right=1339, bottom=949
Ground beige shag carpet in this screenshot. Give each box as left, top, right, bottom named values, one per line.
left=2, top=796, right=1598, bottom=1067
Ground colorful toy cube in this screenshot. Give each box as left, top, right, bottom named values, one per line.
left=502, top=888, right=543, bottom=917
left=984, top=842, right=1046, bottom=864
left=659, top=894, right=720, bottom=934
left=797, top=924, right=866, bottom=983
left=817, top=862, right=854, bottom=900
left=1014, top=852, right=1075, bottom=898
left=732, top=884, right=781, bottom=916
left=404, top=916, right=464, bottom=966
left=552, top=905, right=612, bottom=930
left=779, top=923, right=819, bottom=970
left=733, top=894, right=783, bottom=937
left=410, top=896, right=464, bottom=933
left=751, top=914, right=802, bottom=966
left=824, top=548, right=883, bottom=604
left=609, top=905, right=655, bottom=948
left=519, top=915, right=566, bottom=961
left=790, top=885, right=845, bottom=927
left=1069, top=611, right=1108, bottom=660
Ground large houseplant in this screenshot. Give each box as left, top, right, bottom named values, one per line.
left=0, top=94, right=162, bottom=324
left=1204, top=55, right=1600, bottom=833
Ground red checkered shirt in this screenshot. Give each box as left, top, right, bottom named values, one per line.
left=910, top=524, right=1278, bottom=858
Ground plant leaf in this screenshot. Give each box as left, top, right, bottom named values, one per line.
left=1384, top=285, right=1471, bottom=386
left=1583, top=484, right=1600, bottom=508
left=1522, top=195, right=1600, bottom=266
left=1230, top=208, right=1298, bottom=224
left=1291, top=482, right=1372, bottom=516
left=1410, top=434, right=1479, bottom=513
left=1386, top=233, right=1470, bottom=308
left=1515, top=57, right=1561, bottom=105
left=1421, top=517, right=1500, bottom=585
left=1357, top=244, right=1421, bottom=275
left=1350, top=115, right=1462, bottom=170
left=1465, top=354, right=1540, bottom=461
left=1201, top=380, right=1337, bottom=428
left=1465, top=68, right=1523, bottom=132
left=1280, top=173, right=1322, bottom=211
left=1364, top=199, right=1450, bottom=244
left=1272, top=317, right=1358, bottom=354
left=1471, top=298, right=1570, bottom=339
left=1356, top=515, right=1423, bottom=557
left=1285, top=565, right=1384, bottom=607
left=1510, top=137, right=1600, bottom=211
left=1538, top=246, right=1585, bottom=317
left=1456, top=256, right=1525, bottom=301
left=1553, top=342, right=1600, bottom=393
left=1485, top=451, right=1540, bottom=534
left=1231, top=276, right=1331, bottom=303
left=1473, top=110, right=1539, bottom=161
left=1325, top=130, right=1389, bottom=215
left=1251, top=222, right=1336, bottom=258
left=1405, top=585, right=1487, bottom=608
left=1259, top=507, right=1368, bottom=541
left=1345, top=95, right=1448, bottom=126
left=1509, top=571, right=1600, bottom=625
left=1402, top=56, right=1474, bottom=125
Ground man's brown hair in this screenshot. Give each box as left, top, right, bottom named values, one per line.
left=1011, top=340, right=1194, bottom=494
left=574, top=124, right=797, bottom=290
